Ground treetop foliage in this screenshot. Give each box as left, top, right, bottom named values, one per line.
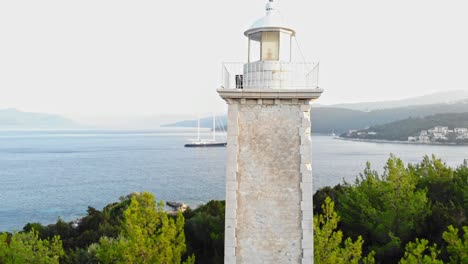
left=1, top=155, right=466, bottom=263
left=0, top=230, right=64, bottom=264
left=314, top=155, right=468, bottom=263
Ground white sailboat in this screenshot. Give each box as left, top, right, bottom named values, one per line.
left=184, top=114, right=227, bottom=147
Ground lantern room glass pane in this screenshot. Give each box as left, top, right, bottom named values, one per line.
left=279, top=32, right=291, bottom=62
left=261, top=31, right=279, bottom=61
left=249, top=32, right=261, bottom=62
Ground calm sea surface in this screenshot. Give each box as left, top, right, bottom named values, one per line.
left=1, top=130, right=467, bottom=231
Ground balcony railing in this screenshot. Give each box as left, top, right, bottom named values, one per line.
left=221, top=61, right=319, bottom=90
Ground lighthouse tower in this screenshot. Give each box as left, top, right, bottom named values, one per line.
left=218, top=1, right=323, bottom=263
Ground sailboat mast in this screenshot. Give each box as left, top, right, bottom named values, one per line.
left=197, top=118, right=200, bottom=141
left=212, top=113, right=216, bottom=141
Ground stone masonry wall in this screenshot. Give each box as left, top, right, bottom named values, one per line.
left=224, top=98, right=313, bottom=264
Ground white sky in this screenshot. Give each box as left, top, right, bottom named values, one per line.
left=1, top=0, right=468, bottom=120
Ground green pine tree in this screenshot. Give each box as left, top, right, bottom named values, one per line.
left=314, top=196, right=375, bottom=264
left=93, top=192, right=194, bottom=264
left=339, top=155, right=430, bottom=261
left=443, top=225, right=468, bottom=264
left=399, top=238, right=443, bottom=264
left=0, top=230, right=64, bottom=264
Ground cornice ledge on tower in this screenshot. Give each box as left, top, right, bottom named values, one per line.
left=217, top=88, right=323, bottom=100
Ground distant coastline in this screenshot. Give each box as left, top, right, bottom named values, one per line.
left=337, top=136, right=468, bottom=146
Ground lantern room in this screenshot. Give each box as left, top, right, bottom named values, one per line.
left=245, top=0, right=295, bottom=63
left=220, top=0, right=320, bottom=90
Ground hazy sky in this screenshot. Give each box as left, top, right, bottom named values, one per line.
left=1, top=0, right=467, bottom=119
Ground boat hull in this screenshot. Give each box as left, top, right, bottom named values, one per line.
left=184, top=142, right=227, bottom=148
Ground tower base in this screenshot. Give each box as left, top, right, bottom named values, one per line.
left=219, top=89, right=322, bottom=264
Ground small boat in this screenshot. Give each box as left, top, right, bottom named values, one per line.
left=185, top=114, right=227, bottom=148
left=166, top=201, right=189, bottom=215
left=185, top=142, right=227, bottom=147
left=166, top=201, right=185, bottom=209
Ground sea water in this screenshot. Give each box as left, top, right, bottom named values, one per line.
left=0, top=130, right=467, bottom=231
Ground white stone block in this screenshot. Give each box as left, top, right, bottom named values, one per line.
left=226, top=208, right=237, bottom=219
left=299, top=127, right=311, bottom=135
left=271, top=80, right=281, bottom=87
left=246, top=99, right=257, bottom=105
left=272, top=71, right=281, bottom=81
left=301, top=172, right=312, bottom=183
left=228, top=127, right=239, bottom=137
left=301, top=105, right=312, bottom=112
left=227, top=135, right=238, bottom=144
left=302, top=257, right=312, bottom=264
left=225, top=218, right=237, bottom=229
left=224, top=227, right=237, bottom=247
left=302, top=238, right=313, bottom=248
left=255, top=71, right=261, bottom=80
left=263, top=61, right=280, bottom=71
left=301, top=154, right=312, bottom=164
left=303, top=248, right=313, bottom=258
left=243, top=63, right=249, bottom=73
left=302, top=118, right=311, bottom=127
left=300, top=164, right=312, bottom=174
left=281, top=63, right=292, bottom=71
left=227, top=134, right=239, bottom=142
left=225, top=255, right=236, bottom=264
left=301, top=220, right=313, bottom=230
left=302, top=190, right=312, bottom=201
left=225, top=159, right=237, bottom=173
left=229, top=103, right=239, bottom=111
left=227, top=147, right=238, bottom=161
left=227, top=122, right=238, bottom=132
left=226, top=191, right=237, bottom=204
left=226, top=170, right=237, bottom=182
left=225, top=236, right=237, bottom=247
left=301, top=201, right=313, bottom=211
left=301, top=182, right=313, bottom=194
left=301, top=135, right=312, bottom=144
left=302, top=210, right=313, bottom=221
left=225, top=246, right=236, bottom=257
left=225, top=229, right=236, bottom=241
left=226, top=180, right=237, bottom=191
left=226, top=196, right=237, bottom=214
left=300, top=145, right=311, bottom=155
left=225, top=227, right=236, bottom=242
left=281, top=80, right=292, bottom=88
left=302, top=230, right=313, bottom=243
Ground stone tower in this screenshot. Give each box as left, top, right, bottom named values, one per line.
left=217, top=1, right=323, bottom=263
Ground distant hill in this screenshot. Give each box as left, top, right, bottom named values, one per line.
left=312, top=100, right=468, bottom=133
left=162, top=117, right=227, bottom=130
left=163, top=100, right=468, bottom=134
left=0, top=108, right=80, bottom=129
left=341, top=112, right=468, bottom=141
left=327, top=90, right=468, bottom=111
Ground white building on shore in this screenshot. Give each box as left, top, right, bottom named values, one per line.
left=409, top=126, right=468, bottom=143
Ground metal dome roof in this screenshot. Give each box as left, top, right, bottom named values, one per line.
left=244, top=0, right=295, bottom=37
